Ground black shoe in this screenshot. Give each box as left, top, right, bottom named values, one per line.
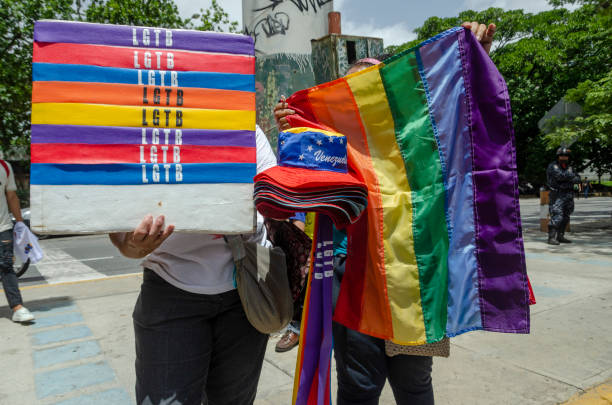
left=547, top=227, right=560, bottom=245
left=557, top=233, right=572, bottom=243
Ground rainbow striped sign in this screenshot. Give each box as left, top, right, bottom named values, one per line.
left=30, top=20, right=256, bottom=233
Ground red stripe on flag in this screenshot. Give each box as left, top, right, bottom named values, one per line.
left=31, top=144, right=255, bottom=164
left=33, top=42, right=255, bottom=74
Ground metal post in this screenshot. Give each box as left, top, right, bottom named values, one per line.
left=540, top=189, right=549, bottom=232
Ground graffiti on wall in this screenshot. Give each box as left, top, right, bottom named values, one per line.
left=243, top=0, right=333, bottom=144
left=245, top=12, right=290, bottom=46
left=254, top=0, right=333, bottom=13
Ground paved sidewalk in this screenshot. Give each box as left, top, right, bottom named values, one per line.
left=1, top=200, right=610, bottom=404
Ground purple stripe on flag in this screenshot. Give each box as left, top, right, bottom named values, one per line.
left=317, top=216, right=333, bottom=405
left=419, top=30, right=482, bottom=336
left=295, top=215, right=334, bottom=405
left=34, top=20, right=254, bottom=56
left=458, top=28, right=529, bottom=333
left=31, top=125, right=256, bottom=147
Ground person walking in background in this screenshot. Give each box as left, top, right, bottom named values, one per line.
left=547, top=147, right=581, bottom=245
left=583, top=177, right=591, bottom=199
left=0, top=158, right=35, bottom=323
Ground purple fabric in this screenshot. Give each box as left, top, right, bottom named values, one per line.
left=458, top=28, right=529, bottom=333
left=295, top=215, right=334, bottom=405
left=34, top=20, right=254, bottom=56
left=30, top=125, right=256, bottom=147
left=419, top=30, right=483, bottom=335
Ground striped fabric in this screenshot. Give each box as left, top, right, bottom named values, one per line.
left=30, top=20, right=256, bottom=233
left=286, top=27, right=530, bottom=345
left=293, top=215, right=334, bottom=405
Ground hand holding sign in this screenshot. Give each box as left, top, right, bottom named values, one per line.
left=110, top=215, right=174, bottom=259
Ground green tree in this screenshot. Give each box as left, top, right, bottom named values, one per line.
left=544, top=70, right=612, bottom=181
left=190, top=0, right=239, bottom=33
left=85, top=0, right=239, bottom=33
left=385, top=1, right=611, bottom=186
left=0, top=0, right=75, bottom=153
left=85, top=0, right=186, bottom=27
left=0, top=0, right=239, bottom=155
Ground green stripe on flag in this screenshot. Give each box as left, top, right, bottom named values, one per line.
left=379, top=50, right=449, bottom=342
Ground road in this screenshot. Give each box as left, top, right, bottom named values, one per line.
left=1, top=196, right=610, bottom=405
left=18, top=235, right=141, bottom=288
left=518, top=196, right=611, bottom=231
left=18, top=196, right=611, bottom=288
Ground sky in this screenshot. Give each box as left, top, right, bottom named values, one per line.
left=175, top=0, right=566, bottom=46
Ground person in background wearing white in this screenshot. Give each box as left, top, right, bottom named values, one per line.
left=0, top=158, right=35, bottom=323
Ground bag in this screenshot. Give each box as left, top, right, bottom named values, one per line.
left=13, top=221, right=44, bottom=264
left=225, top=235, right=294, bottom=334
left=0, top=159, right=9, bottom=177
left=264, top=219, right=312, bottom=301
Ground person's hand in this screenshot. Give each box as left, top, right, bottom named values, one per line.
left=461, top=22, right=496, bottom=55
left=131, top=215, right=174, bottom=255
left=273, top=95, right=295, bottom=131
left=110, top=215, right=174, bottom=258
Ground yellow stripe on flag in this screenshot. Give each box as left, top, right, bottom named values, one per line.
left=346, top=67, right=427, bottom=344
left=286, top=126, right=345, bottom=138
left=31, top=103, right=255, bottom=131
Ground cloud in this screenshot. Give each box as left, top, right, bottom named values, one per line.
left=342, top=19, right=417, bottom=47
left=334, top=0, right=347, bottom=10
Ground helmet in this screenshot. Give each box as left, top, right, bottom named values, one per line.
left=556, top=147, right=571, bottom=156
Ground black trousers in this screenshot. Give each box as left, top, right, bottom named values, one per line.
left=549, top=191, right=574, bottom=231
left=0, top=228, right=22, bottom=309
left=133, top=269, right=269, bottom=405
left=332, top=256, right=434, bottom=405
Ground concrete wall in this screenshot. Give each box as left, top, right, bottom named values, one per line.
left=243, top=0, right=333, bottom=145
left=311, top=34, right=384, bottom=84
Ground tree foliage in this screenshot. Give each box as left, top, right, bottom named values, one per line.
left=0, top=0, right=75, bottom=153
left=0, top=0, right=238, bottom=156
left=191, top=0, right=239, bottom=33
left=85, top=0, right=187, bottom=27
left=544, top=70, right=612, bottom=180
left=386, top=0, right=612, bottom=184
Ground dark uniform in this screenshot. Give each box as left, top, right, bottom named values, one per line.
left=547, top=148, right=580, bottom=245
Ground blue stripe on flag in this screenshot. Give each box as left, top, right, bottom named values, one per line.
left=32, top=63, right=254, bottom=92
left=31, top=163, right=256, bottom=185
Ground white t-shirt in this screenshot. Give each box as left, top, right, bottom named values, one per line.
left=0, top=161, right=17, bottom=232
left=142, top=125, right=277, bottom=294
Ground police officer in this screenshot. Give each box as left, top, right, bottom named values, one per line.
left=547, top=147, right=581, bottom=245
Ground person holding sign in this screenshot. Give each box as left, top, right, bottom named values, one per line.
left=110, top=126, right=276, bottom=405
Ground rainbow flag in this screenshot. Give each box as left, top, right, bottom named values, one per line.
left=30, top=20, right=256, bottom=233
left=286, top=27, right=530, bottom=345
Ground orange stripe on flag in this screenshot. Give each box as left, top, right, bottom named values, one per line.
left=306, top=79, right=393, bottom=338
